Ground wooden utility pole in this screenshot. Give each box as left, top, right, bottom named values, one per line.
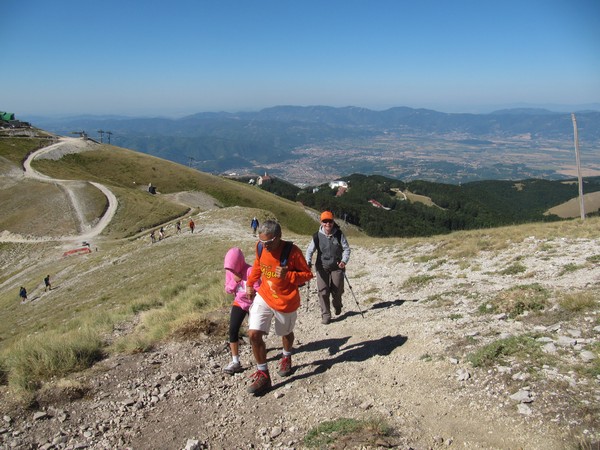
left=571, top=113, right=585, bottom=220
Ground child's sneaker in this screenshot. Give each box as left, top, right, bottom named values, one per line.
left=247, top=370, right=272, bottom=395
left=277, top=355, right=292, bottom=377
left=222, top=361, right=243, bottom=374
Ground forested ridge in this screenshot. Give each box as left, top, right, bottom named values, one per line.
left=252, top=174, right=600, bottom=237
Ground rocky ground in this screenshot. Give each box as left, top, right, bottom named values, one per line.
left=1, top=224, right=599, bottom=450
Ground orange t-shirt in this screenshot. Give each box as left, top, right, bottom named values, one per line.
left=247, top=241, right=313, bottom=313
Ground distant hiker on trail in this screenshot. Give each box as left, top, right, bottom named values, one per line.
left=251, top=217, right=259, bottom=236
left=188, top=218, right=195, bottom=233
left=150, top=230, right=156, bottom=243
left=222, top=247, right=260, bottom=375
left=305, top=211, right=351, bottom=325
left=176, top=220, right=181, bottom=234
left=159, top=227, right=165, bottom=240
left=19, top=286, right=27, bottom=303
left=245, top=220, right=313, bottom=396
left=44, top=274, right=52, bottom=292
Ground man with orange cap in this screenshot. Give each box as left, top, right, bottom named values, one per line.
left=305, top=211, right=351, bottom=324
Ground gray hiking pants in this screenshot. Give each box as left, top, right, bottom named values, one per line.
left=316, top=267, right=344, bottom=321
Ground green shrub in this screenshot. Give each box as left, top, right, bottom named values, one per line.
left=488, top=284, right=549, bottom=318
left=586, top=254, right=600, bottom=264
left=402, top=274, right=436, bottom=289
left=558, top=262, right=585, bottom=276
left=499, top=262, right=527, bottom=275
left=304, top=417, right=391, bottom=448
left=467, top=334, right=542, bottom=368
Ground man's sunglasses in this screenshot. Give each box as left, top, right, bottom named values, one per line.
left=321, top=219, right=333, bottom=224
left=259, top=236, right=277, bottom=244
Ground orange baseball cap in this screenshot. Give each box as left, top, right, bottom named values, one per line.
left=320, top=211, right=334, bottom=221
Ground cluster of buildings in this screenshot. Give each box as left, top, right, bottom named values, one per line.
left=0, top=111, right=31, bottom=129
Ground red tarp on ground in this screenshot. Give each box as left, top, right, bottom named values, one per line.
left=62, top=247, right=92, bottom=257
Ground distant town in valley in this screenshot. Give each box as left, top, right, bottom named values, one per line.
left=23, top=105, right=600, bottom=187
left=251, top=132, right=599, bottom=186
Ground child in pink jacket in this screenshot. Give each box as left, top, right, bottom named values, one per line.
left=223, top=247, right=259, bottom=374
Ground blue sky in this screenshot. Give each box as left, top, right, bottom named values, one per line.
left=3, top=0, right=600, bottom=117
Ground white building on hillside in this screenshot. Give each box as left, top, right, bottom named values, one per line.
left=329, top=180, right=348, bottom=189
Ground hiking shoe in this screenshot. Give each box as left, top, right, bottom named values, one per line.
left=277, top=355, right=292, bottom=377
left=334, top=306, right=342, bottom=315
left=321, top=316, right=331, bottom=325
left=247, top=370, right=271, bottom=395
left=222, top=361, right=243, bottom=375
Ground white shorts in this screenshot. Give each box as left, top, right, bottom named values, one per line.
left=248, top=293, right=297, bottom=336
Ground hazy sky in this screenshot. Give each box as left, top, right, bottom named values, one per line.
left=3, top=0, right=600, bottom=117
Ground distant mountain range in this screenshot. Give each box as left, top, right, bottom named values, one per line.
left=25, top=106, right=600, bottom=182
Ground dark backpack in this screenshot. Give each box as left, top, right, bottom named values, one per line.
left=257, top=240, right=294, bottom=266
left=312, top=227, right=343, bottom=253
left=257, top=240, right=305, bottom=287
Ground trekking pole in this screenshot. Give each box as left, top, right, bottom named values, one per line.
left=305, top=279, right=311, bottom=311
left=343, top=271, right=364, bottom=318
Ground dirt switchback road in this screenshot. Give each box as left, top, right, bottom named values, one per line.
left=1, top=137, right=117, bottom=243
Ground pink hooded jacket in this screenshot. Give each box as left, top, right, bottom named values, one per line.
left=224, top=247, right=259, bottom=311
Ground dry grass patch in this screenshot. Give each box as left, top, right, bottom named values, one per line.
left=521, top=289, right=598, bottom=327
left=169, top=316, right=229, bottom=341
left=423, top=217, right=600, bottom=261
left=0, top=179, right=80, bottom=236
left=558, top=262, right=586, bottom=276
left=558, top=291, right=598, bottom=313
left=402, top=274, right=436, bottom=289
left=425, top=293, right=454, bottom=307
left=105, top=186, right=189, bottom=239
left=498, top=262, right=527, bottom=276
left=362, top=286, right=380, bottom=295
left=481, top=284, right=549, bottom=318
left=0, top=136, right=54, bottom=165
left=4, top=327, right=105, bottom=393
left=303, top=417, right=395, bottom=448
left=35, top=378, right=90, bottom=407
left=113, top=273, right=227, bottom=354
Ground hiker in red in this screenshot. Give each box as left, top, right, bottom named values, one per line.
left=245, top=220, right=313, bottom=395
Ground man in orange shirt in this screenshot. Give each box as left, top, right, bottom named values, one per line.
left=245, top=220, right=313, bottom=395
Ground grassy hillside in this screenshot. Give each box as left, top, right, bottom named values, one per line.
left=546, top=191, right=600, bottom=218
left=30, top=144, right=317, bottom=237
left=0, top=135, right=57, bottom=165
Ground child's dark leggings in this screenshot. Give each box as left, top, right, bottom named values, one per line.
left=229, top=304, right=249, bottom=343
